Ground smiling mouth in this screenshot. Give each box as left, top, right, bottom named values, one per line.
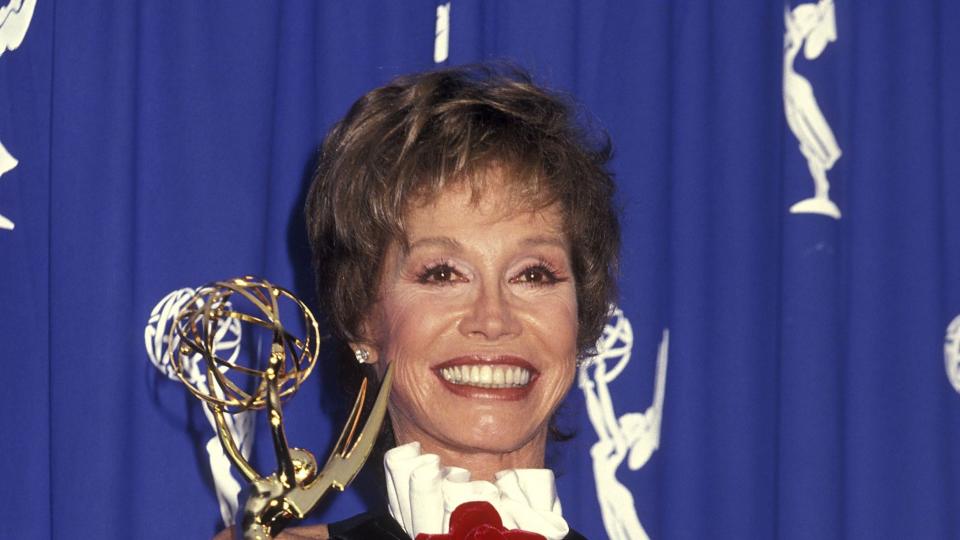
left=432, top=356, right=538, bottom=399
left=438, top=364, right=532, bottom=388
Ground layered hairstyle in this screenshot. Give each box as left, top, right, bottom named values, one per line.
left=305, top=64, right=619, bottom=368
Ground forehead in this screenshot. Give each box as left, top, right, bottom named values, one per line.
left=401, top=180, right=566, bottom=248
left=401, top=166, right=565, bottom=240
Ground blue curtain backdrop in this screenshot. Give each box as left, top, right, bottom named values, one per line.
left=2, top=1, right=959, bottom=539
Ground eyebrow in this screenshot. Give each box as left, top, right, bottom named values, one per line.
left=519, top=234, right=568, bottom=249
left=403, top=236, right=463, bottom=254
left=403, top=234, right=568, bottom=255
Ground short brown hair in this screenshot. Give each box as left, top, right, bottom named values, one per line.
left=305, top=64, right=619, bottom=358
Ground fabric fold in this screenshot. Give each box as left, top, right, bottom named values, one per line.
left=383, top=442, right=570, bottom=540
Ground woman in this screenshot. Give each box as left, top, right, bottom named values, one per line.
left=220, top=64, right=619, bottom=540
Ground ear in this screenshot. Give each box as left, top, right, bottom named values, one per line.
left=349, top=316, right=382, bottom=364
left=351, top=301, right=388, bottom=364
left=348, top=342, right=380, bottom=365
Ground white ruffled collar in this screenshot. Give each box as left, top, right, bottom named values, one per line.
left=383, top=442, right=570, bottom=540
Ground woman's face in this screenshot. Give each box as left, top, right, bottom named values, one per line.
left=365, top=177, right=578, bottom=461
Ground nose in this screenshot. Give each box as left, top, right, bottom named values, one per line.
left=457, top=282, right=521, bottom=340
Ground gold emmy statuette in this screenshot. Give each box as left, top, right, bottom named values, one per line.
left=167, top=276, right=394, bottom=540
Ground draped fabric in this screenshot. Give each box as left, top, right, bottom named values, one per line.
left=1, top=1, right=958, bottom=539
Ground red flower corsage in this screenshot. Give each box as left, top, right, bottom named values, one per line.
left=415, top=501, right=547, bottom=540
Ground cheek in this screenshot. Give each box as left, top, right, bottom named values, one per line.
left=375, top=298, right=437, bottom=421
left=370, top=289, right=455, bottom=402
left=527, top=289, right=579, bottom=404
left=532, top=288, right=578, bottom=351
left=374, top=288, right=451, bottom=355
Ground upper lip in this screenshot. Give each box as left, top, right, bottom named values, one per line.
left=433, top=354, right=537, bottom=373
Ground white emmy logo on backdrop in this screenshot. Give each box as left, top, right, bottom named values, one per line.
left=945, top=314, right=960, bottom=394
left=434, top=2, right=451, bottom=63
left=0, top=0, right=34, bottom=55
left=144, top=288, right=254, bottom=527
left=579, top=308, right=669, bottom=540
left=0, top=0, right=36, bottom=232
left=0, top=142, right=16, bottom=230
left=784, top=0, right=842, bottom=219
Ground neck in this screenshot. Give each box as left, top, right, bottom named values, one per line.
left=389, top=417, right=548, bottom=482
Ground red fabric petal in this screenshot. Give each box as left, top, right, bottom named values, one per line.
left=462, top=523, right=506, bottom=540
left=448, top=501, right=505, bottom=535
left=416, top=532, right=453, bottom=539
left=413, top=501, right=546, bottom=540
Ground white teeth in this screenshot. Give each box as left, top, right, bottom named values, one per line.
left=439, top=364, right=533, bottom=388
left=480, top=365, right=492, bottom=384
left=442, top=367, right=459, bottom=383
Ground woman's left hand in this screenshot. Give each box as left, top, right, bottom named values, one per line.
left=212, top=524, right=329, bottom=540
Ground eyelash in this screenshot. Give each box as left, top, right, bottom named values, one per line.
left=415, top=259, right=566, bottom=287
left=416, top=260, right=464, bottom=286
left=511, top=260, right=565, bottom=287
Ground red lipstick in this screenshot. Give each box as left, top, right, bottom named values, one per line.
left=432, top=355, right=539, bottom=401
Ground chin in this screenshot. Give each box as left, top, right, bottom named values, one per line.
left=436, top=413, right=548, bottom=455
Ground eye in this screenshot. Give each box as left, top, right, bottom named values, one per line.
left=511, top=263, right=564, bottom=287
left=416, top=262, right=465, bottom=285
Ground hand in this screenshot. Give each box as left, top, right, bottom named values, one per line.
left=213, top=524, right=330, bottom=540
